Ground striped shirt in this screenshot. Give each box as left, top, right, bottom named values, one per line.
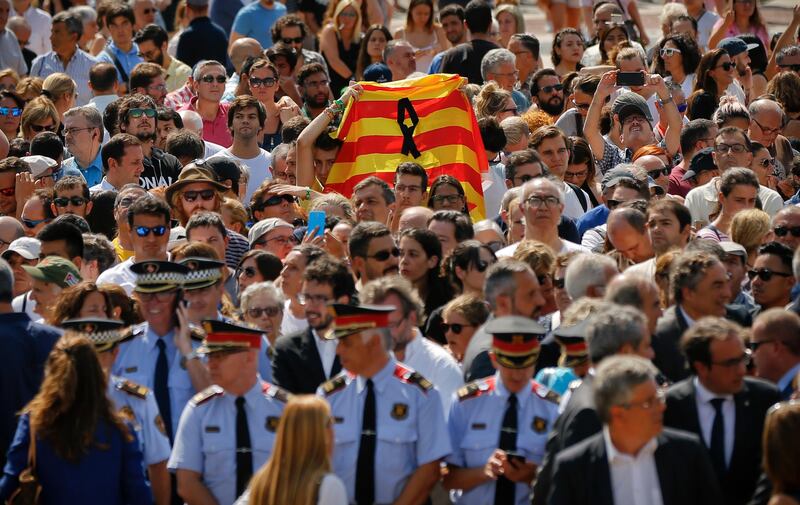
left=30, top=48, right=98, bottom=106
left=225, top=229, right=249, bottom=269
left=164, top=83, right=194, bottom=111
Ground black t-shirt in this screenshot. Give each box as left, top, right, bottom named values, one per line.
left=440, top=39, right=500, bottom=85
left=139, top=147, right=182, bottom=190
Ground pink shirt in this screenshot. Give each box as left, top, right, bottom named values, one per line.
left=178, top=96, right=233, bottom=148
left=712, top=19, right=769, bottom=48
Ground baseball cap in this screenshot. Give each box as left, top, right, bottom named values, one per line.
left=613, top=92, right=653, bottom=125
left=601, top=167, right=637, bottom=193
left=720, top=241, right=747, bottom=259
left=1, top=237, right=41, bottom=261
left=22, top=256, right=81, bottom=288
left=363, top=63, right=392, bottom=83
left=248, top=218, right=293, bottom=245
left=682, top=147, right=717, bottom=181
left=21, top=155, right=58, bottom=178
left=718, top=37, right=759, bottom=58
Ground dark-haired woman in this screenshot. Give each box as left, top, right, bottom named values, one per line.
left=428, top=175, right=468, bottom=215
left=0, top=335, right=153, bottom=504
left=551, top=28, right=585, bottom=77
left=393, top=0, right=448, bottom=73
left=355, top=25, right=391, bottom=80
left=565, top=137, right=601, bottom=207
left=399, top=228, right=454, bottom=321
left=688, top=48, right=735, bottom=120
left=653, top=33, right=702, bottom=99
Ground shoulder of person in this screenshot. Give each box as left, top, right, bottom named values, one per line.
left=116, top=377, right=150, bottom=399
left=320, top=372, right=355, bottom=397
left=457, top=376, right=496, bottom=402
left=531, top=380, right=561, bottom=405
left=190, top=385, right=224, bottom=406
left=393, top=362, right=434, bottom=393
left=262, top=382, right=291, bottom=403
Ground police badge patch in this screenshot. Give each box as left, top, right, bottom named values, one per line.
left=154, top=414, right=167, bottom=436
left=119, top=406, right=136, bottom=423
left=266, top=416, right=280, bottom=432
left=532, top=416, right=547, bottom=433
left=391, top=403, right=409, bottom=420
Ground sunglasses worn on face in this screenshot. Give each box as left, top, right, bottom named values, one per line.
left=0, top=107, right=22, bottom=117
left=441, top=322, right=473, bottom=334
left=282, top=36, right=304, bottom=44
left=774, top=226, right=800, bottom=238
left=540, top=84, right=564, bottom=93
left=648, top=167, right=670, bottom=178
left=368, top=247, right=400, bottom=261
left=22, top=217, right=50, bottom=228
left=54, top=196, right=87, bottom=207
left=660, top=48, right=681, bottom=57
left=263, top=194, right=295, bottom=207
left=246, top=306, right=281, bottom=318
left=716, top=62, right=734, bottom=71
left=182, top=189, right=216, bottom=202
left=747, top=268, right=792, bottom=282
left=249, top=77, right=277, bottom=88
left=135, top=225, right=168, bottom=237
left=757, top=158, right=775, bottom=168
left=30, top=124, right=55, bottom=133
left=200, top=75, right=227, bottom=84
left=129, top=108, right=157, bottom=119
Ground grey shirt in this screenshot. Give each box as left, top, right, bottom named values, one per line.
left=0, top=29, right=27, bottom=76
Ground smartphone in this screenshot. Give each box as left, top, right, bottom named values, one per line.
left=616, top=71, right=645, bottom=87
left=505, top=451, right=525, bottom=465
left=307, top=210, right=326, bottom=238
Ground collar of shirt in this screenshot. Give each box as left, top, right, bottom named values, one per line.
left=699, top=177, right=721, bottom=202
left=187, top=95, right=227, bottom=121
left=145, top=324, right=176, bottom=347
left=603, top=425, right=659, bottom=463
left=693, top=376, right=733, bottom=404
left=677, top=305, right=696, bottom=327
left=71, top=150, right=103, bottom=172
left=226, top=378, right=264, bottom=406
left=356, top=357, right=396, bottom=395
left=493, top=371, right=533, bottom=404
left=108, top=39, right=139, bottom=58
left=778, top=362, right=800, bottom=394
left=402, top=328, right=423, bottom=361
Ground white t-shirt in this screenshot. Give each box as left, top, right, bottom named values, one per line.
left=563, top=181, right=593, bottom=221
left=696, top=10, right=721, bottom=51
left=210, top=148, right=272, bottom=202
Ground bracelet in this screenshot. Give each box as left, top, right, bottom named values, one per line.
left=334, top=98, right=345, bottom=110
left=305, top=187, right=311, bottom=200
left=659, top=95, right=673, bottom=104
left=323, top=107, right=336, bottom=121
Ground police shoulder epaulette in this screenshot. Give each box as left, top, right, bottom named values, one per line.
left=532, top=380, right=561, bottom=405
left=320, top=373, right=351, bottom=397
left=191, top=385, right=224, bottom=406
left=457, top=377, right=495, bottom=402
left=394, top=364, right=433, bottom=393
left=130, top=323, right=147, bottom=338
left=568, top=379, right=583, bottom=392
left=117, top=379, right=149, bottom=399
left=263, top=382, right=291, bottom=403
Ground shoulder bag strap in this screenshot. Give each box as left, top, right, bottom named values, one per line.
left=27, top=417, right=36, bottom=471
left=104, top=47, right=129, bottom=84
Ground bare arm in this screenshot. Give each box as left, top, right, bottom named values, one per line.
left=365, top=0, right=385, bottom=26
left=443, top=464, right=494, bottom=492
left=148, top=461, right=171, bottom=505
left=626, top=1, right=649, bottom=47
left=176, top=469, right=219, bottom=505
left=391, top=460, right=441, bottom=505
left=765, top=5, right=800, bottom=79
left=296, top=107, right=335, bottom=188
left=707, top=8, right=733, bottom=51
left=651, top=74, right=682, bottom=156
left=584, top=71, right=618, bottom=160
left=319, top=27, right=355, bottom=80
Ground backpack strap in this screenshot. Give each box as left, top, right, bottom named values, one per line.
left=566, top=181, right=588, bottom=212
left=104, top=46, right=129, bottom=85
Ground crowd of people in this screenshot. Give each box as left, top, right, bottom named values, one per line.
left=0, top=0, right=799, bottom=503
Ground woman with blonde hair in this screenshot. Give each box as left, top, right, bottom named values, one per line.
left=0, top=69, right=21, bottom=92
left=474, top=81, right=515, bottom=121
left=763, top=401, right=800, bottom=505
left=41, top=73, right=77, bottom=123
left=319, top=0, right=363, bottom=98
left=20, top=96, right=60, bottom=141
left=495, top=4, right=525, bottom=48
left=730, top=208, right=772, bottom=266
left=15, top=77, right=43, bottom=102
left=239, top=395, right=347, bottom=505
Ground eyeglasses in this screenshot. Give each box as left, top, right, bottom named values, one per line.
left=715, top=62, right=734, bottom=71
left=756, top=158, right=775, bottom=168
left=0, top=186, right=14, bottom=197
left=659, top=47, right=682, bottom=57
left=746, top=339, right=776, bottom=352
left=63, top=126, right=95, bottom=136
left=553, top=277, right=566, bottom=289
left=773, top=225, right=800, bottom=238
left=304, top=79, right=330, bottom=89
left=200, top=74, right=227, bottom=84
left=606, top=199, right=623, bottom=209
left=238, top=266, right=258, bottom=278
left=539, top=84, right=564, bottom=94
left=246, top=306, right=282, bottom=318
left=571, top=99, right=590, bottom=111
left=128, top=108, right=157, bottom=119
left=441, top=322, right=474, bottom=334
left=715, top=143, right=747, bottom=154
left=282, top=36, right=304, bottom=44
left=142, top=7, right=156, bottom=14
left=525, top=196, right=560, bottom=208
left=0, top=107, right=22, bottom=117
left=182, top=189, right=216, bottom=202
left=297, top=292, right=331, bottom=305
left=647, top=167, right=670, bottom=178
left=249, top=76, right=277, bottom=88
left=432, top=194, right=462, bottom=204
left=564, top=169, right=588, bottom=179
left=135, top=225, right=168, bottom=237
left=21, top=217, right=50, bottom=228
left=262, top=194, right=295, bottom=207
left=622, top=389, right=666, bottom=410
left=367, top=247, right=400, bottom=261
left=747, top=268, right=793, bottom=281
left=751, top=117, right=782, bottom=136
left=711, top=351, right=751, bottom=368
left=138, top=289, right=178, bottom=302
left=54, top=196, right=87, bottom=207
left=29, top=124, right=55, bottom=133
left=255, top=235, right=295, bottom=248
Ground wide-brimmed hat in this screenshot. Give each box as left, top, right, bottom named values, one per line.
left=62, top=318, right=132, bottom=352
left=164, top=165, right=228, bottom=204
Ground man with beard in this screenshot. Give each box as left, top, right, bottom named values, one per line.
left=129, top=62, right=168, bottom=106
left=427, top=4, right=466, bottom=73
left=209, top=96, right=271, bottom=202
left=134, top=24, right=191, bottom=92
left=272, top=256, right=355, bottom=394
left=118, top=94, right=182, bottom=190
left=297, top=62, right=330, bottom=119
left=349, top=222, right=399, bottom=286
left=530, top=69, right=565, bottom=117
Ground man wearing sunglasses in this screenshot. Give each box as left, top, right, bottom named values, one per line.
left=530, top=68, right=565, bottom=117
left=131, top=0, right=157, bottom=31
left=118, top=94, right=182, bottom=190
left=19, top=189, right=53, bottom=238
left=134, top=24, right=191, bottom=93
left=179, top=60, right=233, bottom=148
left=270, top=14, right=328, bottom=74
left=664, top=317, right=781, bottom=505
left=749, top=241, right=795, bottom=313
left=129, top=62, right=168, bottom=105
left=771, top=206, right=800, bottom=251
left=50, top=176, right=92, bottom=218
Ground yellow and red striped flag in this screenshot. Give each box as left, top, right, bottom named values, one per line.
left=324, top=73, right=488, bottom=221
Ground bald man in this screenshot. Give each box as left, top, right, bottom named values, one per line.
left=398, top=206, right=434, bottom=232
left=178, top=109, right=225, bottom=159
left=0, top=216, right=24, bottom=254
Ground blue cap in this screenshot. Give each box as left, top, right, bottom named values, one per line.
left=719, top=37, right=759, bottom=57
left=363, top=63, right=392, bottom=83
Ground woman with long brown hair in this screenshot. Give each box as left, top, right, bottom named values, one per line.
left=0, top=334, right=152, bottom=504
left=238, top=395, right=347, bottom=505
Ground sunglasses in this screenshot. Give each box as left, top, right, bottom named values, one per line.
left=474, top=259, right=493, bottom=272
left=757, top=158, right=775, bottom=168
left=747, top=268, right=792, bottom=282
left=135, top=225, right=168, bottom=237
left=29, top=124, right=55, bottom=133
left=441, top=322, right=473, bottom=334
left=142, top=7, right=156, bottom=14
left=553, top=277, right=566, bottom=289
left=540, top=84, right=564, bottom=93
left=773, top=225, right=800, bottom=238
left=22, top=217, right=50, bottom=228
left=249, top=76, right=277, bottom=88
left=282, top=36, right=304, bottom=44
left=262, top=194, right=296, bottom=207
left=128, top=108, right=157, bottom=119
left=200, top=74, right=227, bottom=84
left=0, top=186, right=14, bottom=197
left=54, top=196, right=87, bottom=207
left=647, top=167, right=670, bottom=178
left=246, top=306, right=281, bottom=318
left=659, top=47, right=681, bottom=57
left=716, top=62, right=734, bottom=71
left=182, top=189, right=216, bottom=202
left=368, top=247, right=400, bottom=261
left=0, top=107, right=22, bottom=117
left=432, top=194, right=462, bottom=204
left=238, top=266, right=258, bottom=278
left=572, top=99, right=590, bottom=111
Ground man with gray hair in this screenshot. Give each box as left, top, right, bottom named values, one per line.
left=549, top=355, right=722, bottom=505
left=461, top=259, right=546, bottom=382
left=481, top=47, right=528, bottom=111
left=178, top=59, right=232, bottom=147
left=30, top=10, right=98, bottom=105
left=384, top=40, right=416, bottom=81
left=564, top=252, right=618, bottom=301
left=177, top=109, right=225, bottom=159
left=0, top=0, right=26, bottom=76
left=62, top=106, right=105, bottom=187
left=748, top=98, right=793, bottom=172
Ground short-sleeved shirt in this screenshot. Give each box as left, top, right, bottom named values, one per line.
left=165, top=57, right=192, bottom=93
left=62, top=151, right=103, bottom=187
left=209, top=148, right=272, bottom=202
left=30, top=48, right=98, bottom=106
left=178, top=97, right=233, bottom=148
left=108, top=375, right=172, bottom=466
left=96, top=40, right=143, bottom=84
left=231, top=1, right=287, bottom=49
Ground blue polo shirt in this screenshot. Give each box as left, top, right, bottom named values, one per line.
left=62, top=151, right=103, bottom=187
left=96, top=40, right=142, bottom=84
left=231, top=1, right=287, bottom=49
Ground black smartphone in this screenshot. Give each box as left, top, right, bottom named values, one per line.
left=505, top=451, right=525, bottom=465
left=616, top=71, right=645, bottom=87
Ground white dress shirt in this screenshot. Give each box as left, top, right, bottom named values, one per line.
left=693, top=377, right=735, bottom=466
left=604, top=426, right=664, bottom=505
left=401, top=329, right=463, bottom=414
left=312, top=328, right=338, bottom=379
left=10, top=5, right=51, bottom=56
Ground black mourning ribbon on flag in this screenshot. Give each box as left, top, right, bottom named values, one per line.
left=397, top=98, right=421, bottom=158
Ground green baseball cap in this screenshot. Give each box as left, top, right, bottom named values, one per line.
left=22, top=256, right=82, bottom=288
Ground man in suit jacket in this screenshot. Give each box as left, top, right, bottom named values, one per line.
left=653, top=251, right=751, bottom=383
left=271, top=256, right=354, bottom=394
left=751, top=309, right=800, bottom=400
left=532, top=305, right=655, bottom=505
left=549, top=354, right=723, bottom=505
left=663, top=317, right=781, bottom=505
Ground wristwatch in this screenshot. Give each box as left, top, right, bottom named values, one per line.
left=180, top=350, right=199, bottom=369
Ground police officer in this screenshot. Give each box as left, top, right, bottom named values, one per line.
left=318, top=303, right=451, bottom=505
left=63, top=317, right=172, bottom=505
left=112, top=260, right=211, bottom=444
left=169, top=319, right=289, bottom=505
left=444, top=316, right=560, bottom=505
left=179, top=256, right=228, bottom=325
left=536, top=319, right=592, bottom=396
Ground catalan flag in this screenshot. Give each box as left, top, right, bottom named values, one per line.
left=324, top=74, right=488, bottom=221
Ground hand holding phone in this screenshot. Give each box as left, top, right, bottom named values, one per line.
left=307, top=210, right=326, bottom=238
left=616, top=71, right=646, bottom=87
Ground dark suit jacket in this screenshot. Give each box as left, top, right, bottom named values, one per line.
left=532, top=375, right=602, bottom=505
left=653, top=305, right=753, bottom=383
left=548, top=428, right=723, bottom=505
left=663, top=376, right=781, bottom=505
left=271, top=327, right=341, bottom=395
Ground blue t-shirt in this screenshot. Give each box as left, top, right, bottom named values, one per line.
left=231, top=1, right=287, bottom=49
left=576, top=204, right=610, bottom=239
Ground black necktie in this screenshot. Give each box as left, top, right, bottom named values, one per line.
left=235, top=396, right=253, bottom=498
left=495, top=393, right=518, bottom=505
left=709, top=398, right=726, bottom=478
left=356, top=379, right=376, bottom=505
left=154, top=338, right=173, bottom=442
